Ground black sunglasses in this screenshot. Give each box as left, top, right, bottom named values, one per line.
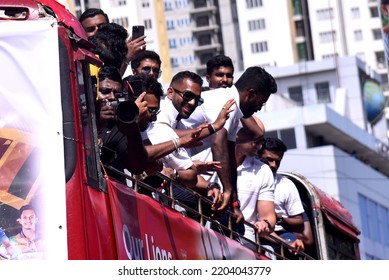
left=148, top=108, right=160, bottom=117
left=172, top=87, right=204, bottom=106
left=141, top=66, right=162, bottom=78
left=85, top=23, right=104, bottom=33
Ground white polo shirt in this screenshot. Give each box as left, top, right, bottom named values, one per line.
left=274, top=174, right=304, bottom=232
left=237, top=156, right=275, bottom=241
left=145, top=98, right=193, bottom=170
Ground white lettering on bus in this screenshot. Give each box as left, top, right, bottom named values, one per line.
left=121, top=224, right=173, bottom=260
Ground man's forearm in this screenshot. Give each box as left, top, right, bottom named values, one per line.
left=144, top=139, right=177, bottom=161
left=211, top=130, right=235, bottom=197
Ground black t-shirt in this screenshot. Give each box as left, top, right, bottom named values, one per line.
left=100, top=125, right=128, bottom=182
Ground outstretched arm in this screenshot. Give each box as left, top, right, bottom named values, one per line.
left=210, top=129, right=236, bottom=213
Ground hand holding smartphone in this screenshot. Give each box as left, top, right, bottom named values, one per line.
left=132, top=25, right=145, bottom=40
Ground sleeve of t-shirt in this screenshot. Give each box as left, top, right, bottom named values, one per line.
left=283, top=177, right=304, bottom=216
left=257, top=165, right=275, bottom=201
left=146, top=123, right=193, bottom=170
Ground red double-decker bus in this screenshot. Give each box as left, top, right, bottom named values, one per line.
left=0, top=0, right=360, bottom=260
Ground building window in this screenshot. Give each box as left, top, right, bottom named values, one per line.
left=315, top=82, right=331, bottom=104
left=165, top=1, right=173, bottom=11
left=375, top=51, right=386, bottom=66
left=169, top=38, right=177, bottom=49
left=196, top=15, right=209, bottom=27
left=251, top=41, right=268, bottom=53
left=194, top=0, right=207, bottom=8
left=359, top=194, right=389, bottom=246
left=354, top=30, right=363, bottom=41
left=322, top=53, right=338, bottom=60
left=142, top=0, right=150, bottom=8
left=297, top=42, right=308, bottom=61
left=288, top=86, right=304, bottom=105
left=373, top=29, right=382, bottom=40
left=370, top=7, right=379, bottom=18
left=295, top=20, right=305, bottom=37
left=171, top=57, right=179, bottom=67
left=265, top=129, right=297, bottom=150
left=292, top=0, right=302, bottom=15
left=144, top=19, right=152, bottom=29
left=351, top=7, right=360, bottom=19
left=166, top=19, right=175, bottom=30
left=112, top=17, right=129, bottom=29
left=248, top=19, right=266, bottom=31
left=199, top=52, right=214, bottom=64
left=246, top=0, right=263, bottom=8
left=319, top=31, right=336, bottom=43
left=116, top=0, right=127, bottom=5
left=317, top=7, right=334, bottom=20
left=198, top=34, right=212, bottom=46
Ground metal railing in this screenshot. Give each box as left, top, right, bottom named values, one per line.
left=104, top=165, right=315, bottom=260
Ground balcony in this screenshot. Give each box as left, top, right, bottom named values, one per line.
left=190, top=0, right=217, bottom=15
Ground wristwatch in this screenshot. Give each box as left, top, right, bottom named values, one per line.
left=172, top=169, right=179, bottom=180
left=276, top=216, right=284, bottom=225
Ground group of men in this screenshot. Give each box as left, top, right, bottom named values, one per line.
left=78, top=8, right=313, bottom=259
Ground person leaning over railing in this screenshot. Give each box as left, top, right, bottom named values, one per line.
left=258, top=137, right=306, bottom=258
left=145, top=71, right=235, bottom=220
left=234, top=117, right=276, bottom=251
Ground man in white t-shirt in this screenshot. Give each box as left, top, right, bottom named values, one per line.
left=146, top=71, right=234, bottom=218
left=180, top=66, right=277, bottom=221
left=235, top=124, right=276, bottom=246
left=258, top=137, right=305, bottom=255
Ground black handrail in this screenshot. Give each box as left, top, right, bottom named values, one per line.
left=103, top=165, right=315, bottom=260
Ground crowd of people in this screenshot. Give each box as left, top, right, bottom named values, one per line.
left=76, top=8, right=313, bottom=259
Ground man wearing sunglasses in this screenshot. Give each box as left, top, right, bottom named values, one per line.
left=146, top=71, right=235, bottom=218
left=129, top=50, right=162, bottom=80
left=180, top=66, right=277, bottom=221
left=79, top=8, right=109, bottom=38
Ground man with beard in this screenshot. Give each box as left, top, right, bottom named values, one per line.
left=145, top=71, right=235, bottom=220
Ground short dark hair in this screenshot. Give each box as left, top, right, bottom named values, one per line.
left=170, top=71, right=203, bottom=88
left=131, top=50, right=162, bottom=70
left=19, top=204, right=36, bottom=216
left=98, top=66, right=122, bottom=84
left=258, top=137, right=287, bottom=157
left=142, top=75, right=164, bottom=97
left=235, top=66, right=277, bottom=95
left=89, top=23, right=128, bottom=69
left=206, top=54, right=234, bottom=75
left=79, top=8, right=109, bottom=23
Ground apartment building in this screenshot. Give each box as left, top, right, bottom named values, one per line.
left=254, top=56, right=389, bottom=259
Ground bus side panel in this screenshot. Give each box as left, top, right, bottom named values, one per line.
left=57, top=28, right=117, bottom=260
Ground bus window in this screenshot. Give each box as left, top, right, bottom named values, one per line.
left=324, top=215, right=359, bottom=260
left=75, top=61, right=106, bottom=192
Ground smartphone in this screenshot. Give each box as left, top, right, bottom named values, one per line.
left=132, top=25, right=145, bottom=40
left=124, top=76, right=143, bottom=98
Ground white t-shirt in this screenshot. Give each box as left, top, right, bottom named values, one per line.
left=179, top=85, right=243, bottom=158
left=274, top=174, right=304, bottom=232
left=237, top=156, right=275, bottom=241
left=145, top=98, right=193, bottom=170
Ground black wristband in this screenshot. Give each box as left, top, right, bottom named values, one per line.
left=207, top=124, right=216, bottom=135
